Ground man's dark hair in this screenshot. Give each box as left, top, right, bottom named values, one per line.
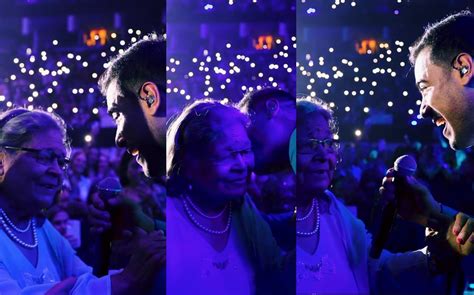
left=238, top=87, right=295, bottom=114
left=409, top=10, right=474, bottom=69
left=98, top=35, right=166, bottom=115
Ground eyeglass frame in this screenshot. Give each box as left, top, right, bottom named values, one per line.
left=298, top=138, right=340, bottom=154
left=1, top=145, right=71, bottom=170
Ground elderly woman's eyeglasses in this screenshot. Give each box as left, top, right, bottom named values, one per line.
left=2, top=146, right=70, bottom=170
left=298, top=138, right=340, bottom=154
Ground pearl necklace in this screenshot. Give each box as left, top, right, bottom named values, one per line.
left=183, top=197, right=232, bottom=235
left=296, top=198, right=315, bottom=221
left=185, top=196, right=228, bottom=219
left=0, top=215, right=38, bottom=248
left=0, top=208, right=31, bottom=232
left=296, top=198, right=320, bottom=236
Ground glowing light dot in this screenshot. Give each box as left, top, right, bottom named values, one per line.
left=363, top=107, right=370, bottom=113
left=52, top=103, right=58, bottom=109
left=387, top=101, right=394, bottom=107
left=92, top=73, right=98, bottom=79
left=10, top=75, right=16, bottom=80
left=408, top=109, right=414, bottom=115
left=402, top=91, right=408, bottom=96
left=52, top=40, right=58, bottom=45
left=345, top=106, right=351, bottom=112
left=84, top=135, right=92, bottom=143
left=6, top=102, right=12, bottom=107
left=72, top=107, right=79, bottom=114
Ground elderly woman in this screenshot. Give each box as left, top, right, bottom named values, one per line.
left=295, top=97, right=472, bottom=294
left=167, top=99, right=287, bottom=294
left=0, top=108, right=159, bottom=294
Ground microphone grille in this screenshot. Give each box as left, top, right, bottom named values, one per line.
left=96, top=177, right=122, bottom=193
left=394, top=155, right=417, bottom=176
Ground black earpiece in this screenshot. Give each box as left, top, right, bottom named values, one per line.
left=144, top=95, right=155, bottom=107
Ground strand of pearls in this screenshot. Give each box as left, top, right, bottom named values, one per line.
left=296, top=198, right=320, bottom=237
left=0, top=215, right=38, bottom=248
left=296, top=198, right=315, bottom=222
left=183, top=198, right=232, bottom=235
left=185, top=196, right=228, bottom=219
left=0, top=208, right=31, bottom=232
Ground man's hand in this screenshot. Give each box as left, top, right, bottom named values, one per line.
left=111, top=228, right=165, bottom=294
left=88, top=192, right=113, bottom=234
left=380, top=168, right=438, bottom=226
left=88, top=192, right=155, bottom=235
left=380, top=168, right=474, bottom=255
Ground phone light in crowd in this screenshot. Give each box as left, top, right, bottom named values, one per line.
left=72, top=107, right=78, bottom=114
left=84, top=134, right=93, bottom=143
left=355, top=129, right=362, bottom=137
left=411, top=120, right=417, bottom=126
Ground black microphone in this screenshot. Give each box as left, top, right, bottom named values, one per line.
left=370, top=155, right=417, bottom=259
left=96, top=177, right=122, bottom=277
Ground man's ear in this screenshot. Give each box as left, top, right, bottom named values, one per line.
left=139, top=82, right=161, bottom=115
left=265, top=98, right=280, bottom=119
left=453, top=53, right=473, bottom=86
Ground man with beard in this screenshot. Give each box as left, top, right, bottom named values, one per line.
left=90, top=36, right=167, bottom=294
